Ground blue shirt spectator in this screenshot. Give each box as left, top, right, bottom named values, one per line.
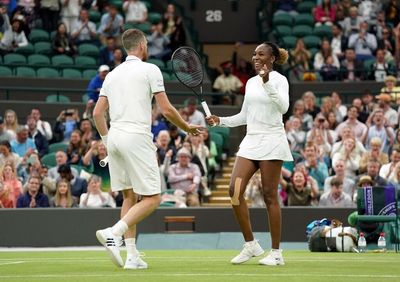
left=16, top=176, right=50, bottom=208
left=97, top=5, right=123, bottom=45
left=87, top=65, right=109, bottom=103
left=10, top=126, right=37, bottom=158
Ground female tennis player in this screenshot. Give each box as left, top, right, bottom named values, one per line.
left=206, top=42, right=292, bottom=266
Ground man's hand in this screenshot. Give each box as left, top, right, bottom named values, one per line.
left=205, top=115, right=220, bottom=126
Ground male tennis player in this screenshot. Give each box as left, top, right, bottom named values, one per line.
left=93, top=28, right=202, bottom=270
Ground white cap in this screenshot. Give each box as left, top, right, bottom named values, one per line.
left=98, top=65, right=110, bottom=72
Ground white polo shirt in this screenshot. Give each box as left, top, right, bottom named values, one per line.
left=99, top=55, right=165, bottom=137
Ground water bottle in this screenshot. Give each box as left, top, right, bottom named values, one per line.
left=377, top=232, right=387, bottom=252
left=358, top=232, right=367, bottom=253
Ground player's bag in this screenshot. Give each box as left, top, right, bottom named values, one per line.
left=307, top=219, right=358, bottom=252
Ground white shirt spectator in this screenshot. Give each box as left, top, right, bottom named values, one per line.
left=123, top=0, right=148, bottom=23
left=79, top=192, right=116, bottom=207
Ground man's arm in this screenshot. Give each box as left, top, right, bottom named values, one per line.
left=93, top=96, right=109, bottom=137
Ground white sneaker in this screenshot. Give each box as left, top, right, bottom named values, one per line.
left=231, top=240, right=264, bottom=264
left=96, top=227, right=123, bottom=267
left=259, top=249, right=285, bottom=266
left=124, top=253, right=148, bottom=270
left=203, top=186, right=212, bottom=197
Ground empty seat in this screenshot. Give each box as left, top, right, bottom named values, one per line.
left=292, top=25, right=313, bottom=37
left=82, top=69, right=97, bottom=79
left=3, top=53, right=26, bottom=64
left=314, top=25, right=333, bottom=39
left=89, top=10, right=101, bottom=22
left=37, top=67, right=60, bottom=78
left=148, top=12, right=162, bottom=24
left=272, top=13, right=292, bottom=26
left=134, top=22, right=152, bottom=34
left=303, top=35, right=321, bottom=49
left=15, top=43, right=35, bottom=55
left=45, top=94, right=71, bottom=103
left=15, top=67, right=36, bottom=77
left=78, top=44, right=99, bottom=57
left=48, top=142, right=68, bottom=153
left=62, top=68, right=82, bottom=78
left=29, top=29, right=50, bottom=43
left=297, top=2, right=316, bottom=13
left=34, top=42, right=52, bottom=55
left=0, top=66, right=13, bottom=76
left=28, top=54, right=51, bottom=66
left=147, top=58, right=165, bottom=69
left=294, top=13, right=315, bottom=26
left=74, top=55, right=97, bottom=67
left=274, top=25, right=292, bottom=37
left=281, top=36, right=297, bottom=49
left=52, top=55, right=74, bottom=66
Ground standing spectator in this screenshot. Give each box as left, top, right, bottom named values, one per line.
left=1, top=162, right=23, bottom=207
left=48, top=150, right=79, bottom=180
left=359, top=137, right=389, bottom=173
left=30, top=108, right=53, bottom=142
left=286, top=116, right=306, bottom=153
left=358, top=0, right=381, bottom=25
left=123, top=0, right=148, bottom=24
left=0, top=116, right=13, bottom=142
left=71, top=9, right=98, bottom=45
left=314, top=0, right=336, bottom=26
left=381, top=75, right=400, bottom=103
left=79, top=175, right=115, bottom=207
left=147, top=22, right=171, bottom=61
left=360, top=91, right=377, bottom=122
left=60, top=0, right=82, bottom=32
left=330, top=23, right=347, bottom=61
left=52, top=22, right=76, bottom=56
left=331, top=91, right=347, bottom=122
left=375, top=93, right=398, bottom=128
left=189, top=134, right=211, bottom=196
left=332, top=137, right=361, bottom=178
left=348, top=21, right=377, bottom=61
left=57, top=164, right=87, bottom=199
left=385, top=0, right=400, bottom=27
left=231, top=42, right=254, bottom=96
left=314, top=39, right=340, bottom=71
left=335, top=106, right=367, bottom=142
left=3, top=109, right=19, bottom=140
left=155, top=130, right=175, bottom=164
left=10, top=125, right=36, bottom=159
left=302, top=142, right=329, bottom=191
left=340, top=48, right=365, bottom=81
left=16, top=175, right=50, bottom=208
left=168, top=16, right=186, bottom=53
left=324, top=158, right=355, bottom=197
left=342, top=6, right=363, bottom=37
left=53, top=109, right=80, bottom=143
left=167, top=148, right=201, bottom=207
left=185, top=98, right=206, bottom=128
left=319, top=177, right=354, bottom=207
left=99, top=36, right=116, bottom=66
left=49, top=178, right=78, bottom=207
left=39, top=0, right=60, bottom=32
left=26, top=115, right=48, bottom=158
left=213, top=62, right=243, bottom=105
left=0, top=18, right=28, bottom=53
left=97, top=5, right=124, bottom=45
left=368, top=49, right=395, bottom=82
left=162, top=3, right=178, bottom=36
left=280, top=170, right=318, bottom=206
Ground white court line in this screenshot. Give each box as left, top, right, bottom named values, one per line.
left=0, top=261, right=25, bottom=266
left=0, top=273, right=399, bottom=279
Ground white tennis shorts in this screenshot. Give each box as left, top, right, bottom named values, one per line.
left=107, top=128, right=161, bottom=195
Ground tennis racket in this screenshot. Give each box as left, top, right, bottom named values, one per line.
left=170, top=46, right=212, bottom=117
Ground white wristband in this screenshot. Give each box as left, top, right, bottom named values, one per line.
left=101, top=135, right=108, bottom=147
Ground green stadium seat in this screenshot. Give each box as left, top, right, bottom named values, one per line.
left=309, top=47, right=319, bottom=58
left=292, top=25, right=313, bottom=37
left=74, top=55, right=97, bottom=67
left=210, top=132, right=223, bottom=157
left=62, top=68, right=82, bottom=78
left=297, top=2, right=316, bottom=13
left=3, top=53, right=26, bottom=64
left=209, top=126, right=230, bottom=149
left=274, top=25, right=292, bottom=37
left=364, top=59, right=376, bottom=70
left=41, top=152, right=57, bottom=167
left=109, top=0, right=123, bottom=10
left=162, top=71, right=171, bottom=81
left=147, top=58, right=165, bottom=69
left=314, top=25, right=333, bottom=39
left=52, top=55, right=74, bottom=66
left=78, top=43, right=99, bottom=57
left=272, top=13, right=292, bottom=26
left=15, top=43, right=35, bottom=55
left=165, top=60, right=173, bottom=71
left=82, top=94, right=89, bottom=103
left=34, top=42, right=52, bottom=55
left=148, top=12, right=162, bottom=24
left=142, top=0, right=151, bottom=9
left=48, top=142, right=68, bottom=153
left=0, top=55, right=2, bottom=64
left=0, top=66, right=13, bottom=76
left=28, top=54, right=51, bottom=66
left=89, top=10, right=101, bottom=22
left=134, top=22, right=152, bottom=34
left=302, top=35, right=321, bottom=49
left=45, top=94, right=71, bottom=103
left=281, top=36, right=297, bottom=49
left=82, top=69, right=97, bottom=79
left=29, top=29, right=50, bottom=43
left=294, top=13, right=315, bottom=26
left=15, top=67, right=36, bottom=77
left=37, top=67, right=60, bottom=78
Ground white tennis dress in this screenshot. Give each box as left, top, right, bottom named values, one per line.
left=99, top=55, right=164, bottom=195
left=219, top=71, right=293, bottom=161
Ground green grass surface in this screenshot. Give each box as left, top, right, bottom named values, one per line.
left=0, top=250, right=399, bottom=282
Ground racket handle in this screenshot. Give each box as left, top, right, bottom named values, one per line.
left=201, top=101, right=212, bottom=117
left=99, top=156, right=109, bottom=167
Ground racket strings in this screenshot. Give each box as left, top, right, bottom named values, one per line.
left=172, top=48, right=203, bottom=88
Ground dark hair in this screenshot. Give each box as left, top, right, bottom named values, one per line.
left=58, top=164, right=72, bottom=174
left=330, top=177, right=343, bottom=187
left=0, top=140, right=11, bottom=150
left=262, top=42, right=289, bottom=65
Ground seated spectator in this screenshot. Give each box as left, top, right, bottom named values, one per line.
left=289, top=100, right=313, bottom=131
left=52, top=22, right=76, bottom=56
left=167, top=148, right=201, bottom=207
left=168, top=124, right=186, bottom=151
left=314, top=39, right=340, bottom=71
left=280, top=170, right=318, bottom=206
left=342, top=6, right=363, bottom=37
left=53, top=109, right=80, bottom=143
left=16, top=175, right=49, bottom=208
left=147, top=22, right=171, bottom=61
left=11, top=125, right=36, bottom=160
left=0, top=140, right=21, bottom=169
left=0, top=180, right=13, bottom=208
left=97, top=5, right=124, bottom=45
left=331, top=91, right=347, bottom=122
left=245, top=171, right=266, bottom=208
left=123, top=0, right=148, bottom=24
left=212, top=62, right=243, bottom=105
left=1, top=162, right=23, bottom=207
left=348, top=21, right=377, bottom=61
left=331, top=125, right=366, bottom=156
left=82, top=141, right=111, bottom=191
left=30, top=108, right=53, bottom=142
left=314, top=0, right=336, bottom=26
left=50, top=178, right=78, bottom=207
left=330, top=23, right=347, bottom=61
left=57, top=164, right=87, bottom=200
left=3, top=109, right=19, bottom=140
left=306, top=112, right=334, bottom=145
left=302, top=142, right=329, bottom=191
left=368, top=49, right=396, bottom=82
left=151, top=106, right=168, bottom=141
left=66, top=129, right=87, bottom=165
left=378, top=26, right=395, bottom=61
left=0, top=116, right=13, bottom=143
left=359, top=137, right=389, bottom=173
left=319, top=55, right=340, bottom=81
left=48, top=150, right=79, bottom=180
left=332, top=137, right=361, bottom=178
left=86, top=65, right=109, bottom=104
left=26, top=115, right=48, bottom=158
left=340, top=48, right=365, bottom=81
left=0, top=18, right=28, bottom=53
left=162, top=3, right=179, bottom=36
left=355, top=158, right=388, bottom=190
left=360, top=91, right=377, bottom=122
left=302, top=91, right=321, bottom=119
left=202, top=128, right=219, bottom=177
left=387, top=162, right=400, bottom=188
left=379, top=147, right=400, bottom=180
left=79, top=118, right=96, bottom=146
left=108, top=47, right=124, bottom=69
left=324, top=158, right=355, bottom=197
left=99, top=36, right=116, bottom=66
left=319, top=177, right=354, bottom=207
left=189, top=134, right=211, bottom=197
left=286, top=116, right=306, bottom=153
left=185, top=98, right=206, bottom=127
left=71, top=9, right=98, bottom=45
left=290, top=38, right=311, bottom=81
left=79, top=175, right=115, bottom=208
left=381, top=75, right=400, bottom=103
left=156, top=130, right=176, bottom=164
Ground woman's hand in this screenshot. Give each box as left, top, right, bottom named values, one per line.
left=205, top=115, right=220, bottom=126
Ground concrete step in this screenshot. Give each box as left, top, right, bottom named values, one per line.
left=214, top=179, right=230, bottom=185
left=208, top=197, right=232, bottom=204
left=210, top=190, right=229, bottom=197
left=215, top=184, right=229, bottom=190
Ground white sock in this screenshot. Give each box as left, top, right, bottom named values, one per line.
left=244, top=240, right=256, bottom=246
left=111, top=220, right=128, bottom=237
left=125, top=238, right=137, bottom=257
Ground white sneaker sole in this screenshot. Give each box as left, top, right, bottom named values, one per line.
left=96, top=230, right=123, bottom=268
left=124, top=264, right=148, bottom=270
left=231, top=249, right=265, bottom=264
left=259, top=259, right=285, bottom=266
